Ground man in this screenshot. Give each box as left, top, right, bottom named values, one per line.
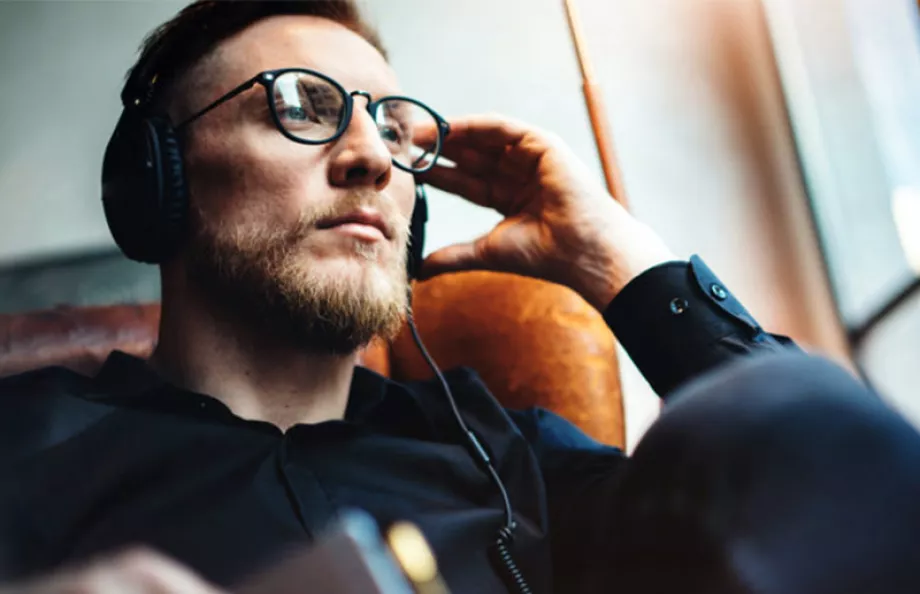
left=2, top=1, right=919, bottom=593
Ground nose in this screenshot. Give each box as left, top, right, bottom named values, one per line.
left=327, top=93, right=392, bottom=191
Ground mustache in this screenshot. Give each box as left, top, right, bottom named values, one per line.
left=190, top=190, right=412, bottom=253
left=296, top=191, right=410, bottom=241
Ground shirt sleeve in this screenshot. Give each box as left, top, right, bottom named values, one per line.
left=602, top=255, right=800, bottom=398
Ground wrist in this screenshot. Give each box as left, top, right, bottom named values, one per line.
left=568, top=219, right=677, bottom=311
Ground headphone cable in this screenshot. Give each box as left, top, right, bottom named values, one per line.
left=405, top=298, right=533, bottom=594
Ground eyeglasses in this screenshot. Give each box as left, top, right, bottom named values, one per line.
left=176, top=67, right=451, bottom=174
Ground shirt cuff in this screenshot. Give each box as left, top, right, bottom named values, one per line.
left=602, top=255, right=766, bottom=396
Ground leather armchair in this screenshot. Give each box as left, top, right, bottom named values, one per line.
left=0, top=271, right=625, bottom=447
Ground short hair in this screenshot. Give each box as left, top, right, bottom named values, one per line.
left=123, top=0, right=387, bottom=116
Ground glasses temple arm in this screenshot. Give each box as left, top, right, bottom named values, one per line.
left=411, top=148, right=434, bottom=169
left=411, top=123, right=450, bottom=168
left=175, top=76, right=261, bottom=130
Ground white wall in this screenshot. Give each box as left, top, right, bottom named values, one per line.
left=0, top=0, right=847, bottom=450
left=0, top=1, right=184, bottom=265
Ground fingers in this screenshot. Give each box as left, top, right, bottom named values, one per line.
left=417, top=222, right=538, bottom=281
left=417, top=242, right=488, bottom=280
left=4, top=547, right=226, bottom=594
left=414, top=114, right=549, bottom=159
left=110, top=548, right=225, bottom=594
left=441, top=114, right=532, bottom=150
left=413, top=113, right=555, bottom=212
left=417, top=166, right=492, bottom=209
left=419, top=163, right=535, bottom=216
left=414, top=114, right=548, bottom=189
left=437, top=145, right=536, bottom=182
left=434, top=146, right=497, bottom=178
left=412, top=120, right=441, bottom=149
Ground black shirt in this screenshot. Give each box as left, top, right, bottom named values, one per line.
left=0, top=257, right=795, bottom=593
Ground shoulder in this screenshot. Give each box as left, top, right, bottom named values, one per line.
left=397, top=366, right=533, bottom=456
left=401, top=366, right=623, bottom=457
left=504, top=407, right=623, bottom=458
left=0, top=366, right=116, bottom=463
left=0, top=364, right=100, bottom=402
left=401, top=365, right=506, bottom=424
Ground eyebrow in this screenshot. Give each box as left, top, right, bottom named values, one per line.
left=379, top=100, right=411, bottom=119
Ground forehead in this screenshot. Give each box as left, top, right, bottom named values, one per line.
left=214, top=15, right=401, bottom=97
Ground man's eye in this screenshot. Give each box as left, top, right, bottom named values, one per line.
left=279, top=105, right=316, bottom=123
left=284, top=106, right=306, bottom=120
left=379, top=126, right=403, bottom=144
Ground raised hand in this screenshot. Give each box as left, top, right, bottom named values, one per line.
left=414, top=114, right=675, bottom=310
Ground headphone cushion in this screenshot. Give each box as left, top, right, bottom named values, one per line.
left=150, top=117, right=188, bottom=259
left=407, top=185, right=428, bottom=280
left=101, top=113, right=188, bottom=264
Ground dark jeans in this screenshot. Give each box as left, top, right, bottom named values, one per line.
left=608, top=353, right=920, bottom=594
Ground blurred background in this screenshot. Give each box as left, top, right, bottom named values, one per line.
left=0, top=0, right=918, bottom=450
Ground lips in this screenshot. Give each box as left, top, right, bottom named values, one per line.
left=316, top=208, right=392, bottom=240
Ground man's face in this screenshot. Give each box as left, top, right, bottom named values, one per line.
left=178, top=16, right=416, bottom=354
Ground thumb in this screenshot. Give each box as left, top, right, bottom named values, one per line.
left=417, top=238, right=497, bottom=280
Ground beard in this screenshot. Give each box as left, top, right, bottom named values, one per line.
left=184, top=191, right=412, bottom=355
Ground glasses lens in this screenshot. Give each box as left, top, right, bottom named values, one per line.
left=273, top=71, right=346, bottom=142
left=374, top=99, right=441, bottom=172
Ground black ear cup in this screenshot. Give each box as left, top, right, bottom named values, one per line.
left=101, top=112, right=188, bottom=264
left=156, top=118, right=189, bottom=244
left=407, top=184, right=428, bottom=280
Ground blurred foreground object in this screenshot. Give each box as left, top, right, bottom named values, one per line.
left=387, top=523, right=451, bottom=594
left=236, top=510, right=449, bottom=594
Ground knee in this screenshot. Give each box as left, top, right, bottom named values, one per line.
left=637, top=352, right=920, bottom=481
left=620, top=353, right=920, bottom=594
left=665, top=352, right=901, bottom=441
left=670, top=351, right=870, bottom=412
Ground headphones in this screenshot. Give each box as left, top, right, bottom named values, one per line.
left=101, top=87, right=429, bottom=280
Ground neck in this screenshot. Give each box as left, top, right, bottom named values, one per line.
left=150, top=279, right=357, bottom=431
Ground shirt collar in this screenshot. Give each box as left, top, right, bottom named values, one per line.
left=92, top=350, right=426, bottom=433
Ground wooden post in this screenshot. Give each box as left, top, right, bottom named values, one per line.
left=563, top=0, right=632, bottom=444
left=562, top=0, right=631, bottom=209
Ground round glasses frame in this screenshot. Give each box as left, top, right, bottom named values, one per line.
left=175, top=67, right=451, bottom=174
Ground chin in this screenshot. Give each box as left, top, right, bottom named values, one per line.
left=313, top=250, right=389, bottom=277
left=307, top=253, right=407, bottom=299
left=185, top=223, right=410, bottom=352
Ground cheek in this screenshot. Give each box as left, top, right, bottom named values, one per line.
left=390, top=172, right=417, bottom=225
left=185, top=127, right=328, bottom=228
